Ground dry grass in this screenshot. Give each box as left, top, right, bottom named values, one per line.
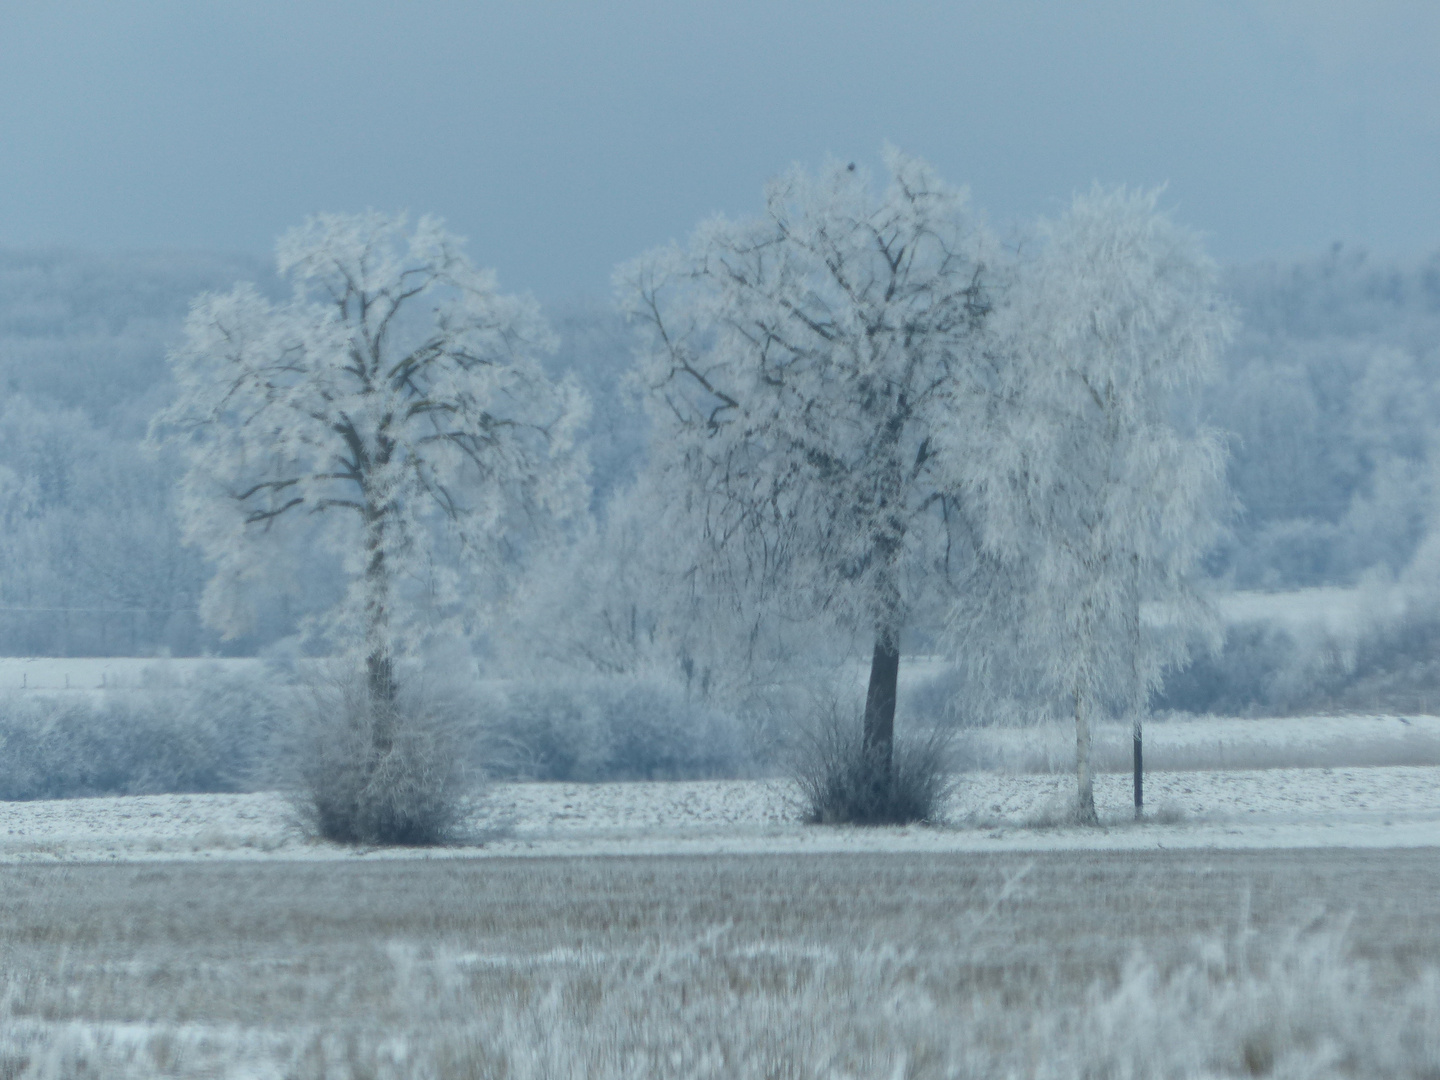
left=1, top=850, right=1439, bottom=1076
left=789, top=715, right=955, bottom=825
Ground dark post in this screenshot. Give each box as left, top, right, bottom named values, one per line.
left=1133, top=725, right=1144, bottom=818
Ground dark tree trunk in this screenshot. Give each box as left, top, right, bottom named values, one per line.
left=363, top=503, right=396, bottom=753
left=863, top=628, right=900, bottom=780
left=1133, top=723, right=1143, bottom=818
left=367, top=646, right=395, bottom=701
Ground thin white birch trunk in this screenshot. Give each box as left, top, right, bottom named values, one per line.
left=1074, top=686, right=1098, bottom=824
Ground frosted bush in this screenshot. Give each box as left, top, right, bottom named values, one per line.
left=289, top=674, right=474, bottom=846
left=481, top=671, right=751, bottom=781
left=1155, top=608, right=1440, bottom=718
left=0, top=667, right=284, bottom=800
left=788, top=705, right=954, bottom=825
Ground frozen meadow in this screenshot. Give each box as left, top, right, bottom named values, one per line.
left=3, top=757, right=1440, bottom=863
left=0, top=676, right=1438, bottom=860
left=2, top=710, right=1440, bottom=1076
left=2, top=847, right=1439, bottom=1078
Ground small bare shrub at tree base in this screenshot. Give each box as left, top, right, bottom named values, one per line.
left=292, top=677, right=472, bottom=847
left=790, top=708, right=954, bottom=826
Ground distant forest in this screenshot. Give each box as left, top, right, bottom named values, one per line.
left=0, top=242, right=1437, bottom=658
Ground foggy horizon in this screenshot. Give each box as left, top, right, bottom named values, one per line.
left=4, top=2, right=1439, bottom=302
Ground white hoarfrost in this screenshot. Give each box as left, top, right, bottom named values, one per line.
left=151, top=212, right=588, bottom=695
left=619, top=149, right=994, bottom=761
left=956, top=187, right=1233, bottom=823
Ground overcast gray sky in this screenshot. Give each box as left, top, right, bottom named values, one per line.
left=2, top=1, right=1438, bottom=300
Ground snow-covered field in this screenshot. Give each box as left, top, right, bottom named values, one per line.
left=1215, top=584, right=1411, bottom=637
left=3, top=760, right=1438, bottom=864
left=4, top=706, right=1440, bottom=1076
left=0, top=687, right=1436, bottom=860
left=4, top=847, right=1439, bottom=1078
left=960, top=712, right=1440, bottom=771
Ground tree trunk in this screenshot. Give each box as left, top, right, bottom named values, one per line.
left=364, top=506, right=396, bottom=752
left=1133, top=717, right=1143, bottom=819
left=1073, top=687, right=1099, bottom=825
left=863, top=627, right=900, bottom=781
left=366, top=648, right=395, bottom=711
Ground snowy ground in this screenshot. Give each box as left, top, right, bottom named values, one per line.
left=0, top=690, right=1435, bottom=859
left=3, top=848, right=1439, bottom=1078
left=5, top=703, right=1440, bottom=1076
left=3, top=762, right=1438, bottom=864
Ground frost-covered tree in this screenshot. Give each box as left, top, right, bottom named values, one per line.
left=505, top=483, right=672, bottom=678
left=620, top=151, right=993, bottom=780
left=0, top=396, right=205, bottom=656
left=961, top=188, right=1231, bottom=823
left=152, top=212, right=587, bottom=728
left=1210, top=246, right=1440, bottom=588
left=505, top=473, right=805, bottom=712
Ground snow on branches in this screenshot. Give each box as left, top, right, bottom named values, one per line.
left=955, top=187, right=1233, bottom=821
left=619, top=150, right=996, bottom=768
left=623, top=161, right=1230, bottom=820
left=152, top=212, right=587, bottom=701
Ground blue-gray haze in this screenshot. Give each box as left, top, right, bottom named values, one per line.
left=2, top=2, right=1438, bottom=300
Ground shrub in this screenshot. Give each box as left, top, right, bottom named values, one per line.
left=789, top=707, right=954, bottom=825
left=480, top=671, right=752, bottom=781
left=1154, top=609, right=1440, bottom=717
left=290, top=675, right=473, bottom=846
left=1152, top=620, right=1319, bottom=715
left=0, top=666, right=284, bottom=800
